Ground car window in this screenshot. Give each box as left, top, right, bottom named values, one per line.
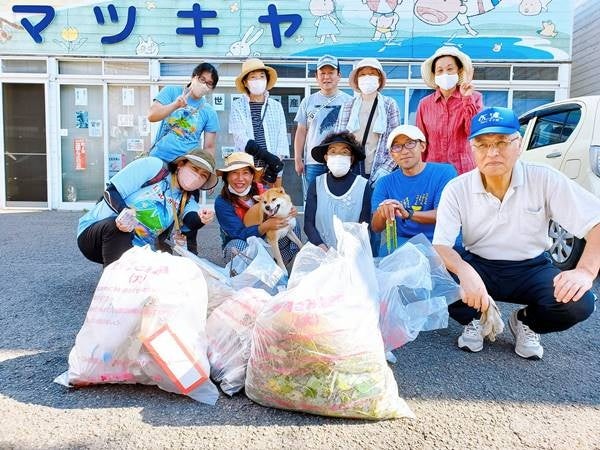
left=526, top=108, right=581, bottom=151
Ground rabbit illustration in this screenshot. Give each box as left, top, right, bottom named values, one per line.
left=135, top=36, right=160, bottom=56
left=226, top=26, right=264, bottom=57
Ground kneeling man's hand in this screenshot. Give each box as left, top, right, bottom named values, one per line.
left=457, top=264, right=490, bottom=312
left=553, top=268, right=594, bottom=303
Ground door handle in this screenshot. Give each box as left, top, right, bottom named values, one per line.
left=546, top=152, right=562, bottom=158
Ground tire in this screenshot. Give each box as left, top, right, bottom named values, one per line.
left=547, top=220, right=585, bottom=270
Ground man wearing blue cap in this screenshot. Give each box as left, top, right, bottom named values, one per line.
left=433, top=107, right=600, bottom=359
left=294, top=55, right=352, bottom=199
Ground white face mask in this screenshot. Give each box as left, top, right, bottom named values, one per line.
left=435, top=73, right=459, bottom=90
left=247, top=78, right=267, bottom=96
left=177, top=165, right=206, bottom=191
left=228, top=184, right=252, bottom=197
left=190, top=79, right=210, bottom=98
left=326, top=155, right=352, bottom=177
left=358, top=75, right=380, bottom=95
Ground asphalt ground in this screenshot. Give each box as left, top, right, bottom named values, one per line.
left=0, top=210, right=598, bottom=450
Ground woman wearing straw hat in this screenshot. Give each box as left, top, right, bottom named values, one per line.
left=229, top=58, right=289, bottom=187
left=335, top=57, right=401, bottom=187
left=416, top=46, right=483, bottom=175
left=214, top=152, right=300, bottom=263
left=77, top=149, right=218, bottom=267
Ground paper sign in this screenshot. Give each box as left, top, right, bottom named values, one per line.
left=127, top=138, right=144, bottom=152
left=60, top=128, right=68, bottom=137
left=143, top=324, right=208, bottom=394
left=75, top=111, right=89, bottom=128
left=122, top=88, right=135, bottom=106
left=108, top=153, right=125, bottom=177
left=89, top=120, right=102, bottom=137
left=221, top=146, right=235, bottom=158
left=74, top=138, right=87, bottom=171
left=212, top=92, right=225, bottom=111
left=231, top=93, right=242, bottom=104
left=271, top=95, right=282, bottom=103
left=74, top=88, right=87, bottom=106
left=288, top=95, right=300, bottom=113
left=118, top=114, right=134, bottom=127
left=138, top=116, right=150, bottom=137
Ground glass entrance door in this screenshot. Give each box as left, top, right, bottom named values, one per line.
left=3, top=83, right=47, bottom=206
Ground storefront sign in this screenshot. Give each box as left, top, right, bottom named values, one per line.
left=74, top=138, right=87, bottom=171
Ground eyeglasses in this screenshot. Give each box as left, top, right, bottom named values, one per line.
left=198, top=76, right=215, bottom=89
left=390, top=140, right=419, bottom=152
left=472, top=136, right=519, bottom=153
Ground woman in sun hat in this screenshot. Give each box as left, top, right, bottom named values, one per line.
left=77, top=148, right=218, bottom=267
left=416, top=46, right=483, bottom=174
left=214, top=152, right=300, bottom=263
left=229, top=58, right=289, bottom=187
left=304, top=131, right=372, bottom=251
left=335, top=57, right=401, bottom=187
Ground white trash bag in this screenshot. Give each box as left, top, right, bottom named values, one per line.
left=54, top=246, right=219, bottom=405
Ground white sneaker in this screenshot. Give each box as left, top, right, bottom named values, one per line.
left=458, top=319, right=484, bottom=352
left=385, top=351, right=397, bottom=364
left=509, top=309, right=544, bottom=360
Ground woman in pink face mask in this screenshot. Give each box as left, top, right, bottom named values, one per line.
left=77, top=148, right=218, bottom=267
left=229, top=58, right=289, bottom=187
left=416, top=46, right=483, bottom=175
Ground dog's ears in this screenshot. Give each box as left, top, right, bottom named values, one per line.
left=252, top=194, right=262, bottom=202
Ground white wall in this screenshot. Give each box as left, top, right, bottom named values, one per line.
left=571, top=0, right=600, bottom=96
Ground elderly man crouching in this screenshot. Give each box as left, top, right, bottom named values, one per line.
left=433, top=107, right=599, bottom=359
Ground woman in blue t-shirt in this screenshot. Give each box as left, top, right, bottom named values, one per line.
left=77, top=149, right=218, bottom=267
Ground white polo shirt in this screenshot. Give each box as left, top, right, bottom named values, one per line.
left=433, top=160, right=600, bottom=261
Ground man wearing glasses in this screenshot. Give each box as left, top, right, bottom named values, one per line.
left=433, top=106, right=599, bottom=360
left=371, top=124, right=457, bottom=256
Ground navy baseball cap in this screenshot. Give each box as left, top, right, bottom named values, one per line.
left=317, top=54, right=339, bottom=70
left=469, top=107, right=520, bottom=139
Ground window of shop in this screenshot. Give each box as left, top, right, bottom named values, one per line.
left=512, top=90, right=556, bottom=116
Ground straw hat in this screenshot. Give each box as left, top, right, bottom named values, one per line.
left=348, top=57, right=387, bottom=93
left=216, top=152, right=263, bottom=176
left=234, top=58, right=278, bottom=93
left=174, top=148, right=218, bottom=190
left=420, top=46, right=473, bottom=89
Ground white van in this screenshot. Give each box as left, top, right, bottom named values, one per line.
left=519, top=95, right=600, bottom=270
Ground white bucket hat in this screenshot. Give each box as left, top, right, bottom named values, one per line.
left=420, top=46, right=473, bottom=89
left=348, top=57, right=387, bottom=93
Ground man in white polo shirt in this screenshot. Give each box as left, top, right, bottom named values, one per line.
left=433, top=106, right=600, bottom=360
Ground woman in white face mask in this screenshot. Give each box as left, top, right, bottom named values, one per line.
left=334, top=58, right=400, bottom=188
left=230, top=58, right=289, bottom=188
left=214, top=152, right=301, bottom=264
left=303, top=131, right=373, bottom=251
left=416, top=46, right=483, bottom=175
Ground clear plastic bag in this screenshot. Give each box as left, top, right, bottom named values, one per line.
left=54, top=246, right=219, bottom=405
left=376, top=234, right=461, bottom=352
left=206, top=287, right=271, bottom=396
left=245, top=219, right=413, bottom=420
left=226, top=236, right=288, bottom=295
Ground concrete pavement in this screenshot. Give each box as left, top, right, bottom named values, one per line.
left=0, top=210, right=598, bottom=449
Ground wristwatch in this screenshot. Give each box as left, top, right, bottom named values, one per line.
left=405, top=208, right=414, bottom=220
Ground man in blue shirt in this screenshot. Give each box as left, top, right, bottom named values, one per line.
left=371, top=124, right=457, bottom=256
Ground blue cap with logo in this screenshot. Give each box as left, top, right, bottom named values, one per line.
left=317, top=54, right=339, bottom=70
left=469, top=107, right=520, bottom=139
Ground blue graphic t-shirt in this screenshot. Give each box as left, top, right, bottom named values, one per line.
left=77, top=157, right=198, bottom=248
left=371, top=162, right=457, bottom=255
left=150, top=85, right=220, bottom=162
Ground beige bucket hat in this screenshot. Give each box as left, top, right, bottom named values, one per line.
left=420, top=46, right=473, bottom=89
left=348, top=57, right=387, bottom=93
left=216, top=152, right=263, bottom=176
left=235, top=58, right=278, bottom=93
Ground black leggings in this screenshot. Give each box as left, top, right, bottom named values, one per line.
left=77, top=217, right=133, bottom=267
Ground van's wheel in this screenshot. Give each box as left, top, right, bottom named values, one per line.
left=548, top=221, right=585, bottom=270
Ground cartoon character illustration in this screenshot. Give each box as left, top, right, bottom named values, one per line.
left=226, top=25, right=264, bottom=57
left=492, top=42, right=502, bottom=52
left=363, top=0, right=401, bottom=41
left=537, top=20, right=557, bottom=37
left=135, top=36, right=160, bottom=56
left=309, top=0, right=340, bottom=44
left=519, top=0, right=552, bottom=16
left=414, top=0, right=502, bottom=36
left=0, top=17, right=23, bottom=43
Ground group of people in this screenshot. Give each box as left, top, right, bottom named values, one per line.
left=77, top=47, right=600, bottom=361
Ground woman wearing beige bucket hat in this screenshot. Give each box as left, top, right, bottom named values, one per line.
left=214, top=152, right=301, bottom=264
left=335, top=57, right=400, bottom=187
left=229, top=58, right=289, bottom=187
left=416, top=46, right=483, bottom=174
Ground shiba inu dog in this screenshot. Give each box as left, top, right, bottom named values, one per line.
left=243, top=187, right=303, bottom=271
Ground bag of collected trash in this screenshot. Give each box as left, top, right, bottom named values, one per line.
left=206, top=287, right=271, bottom=396
left=245, top=219, right=414, bottom=420
left=226, top=236, right=288, bottom=295
left=376, top=234, right=461, bottom=352
left=54, top=246, right=219, bottom=405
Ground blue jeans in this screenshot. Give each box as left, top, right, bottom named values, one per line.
left=302, top=164, right=327, bottom=201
